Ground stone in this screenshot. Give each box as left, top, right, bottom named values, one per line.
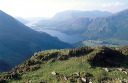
left=81, top=77, right=86, bottom=82
left=81, top=77, right=89, bottom=83
left=123, top=71, right=128, bottom=75
left=51, top=71, right=57, bottom=75
left=89, top=82, right=93, bottom=83
left=29, top=80, right=32, bottom=83
left=118, top=68, right=126, bottom=71
left=120, top=80, right=125, bottom=83
left=74, top=72, right=79, bottom=76
left=103, top=68, right=110, bottom=72
left=63, top=76, right=68, bottom=81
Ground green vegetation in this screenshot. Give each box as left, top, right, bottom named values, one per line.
left=74, top=39, right=128, bottom=48
left=104, top=39, right=128, bottom=46
left=74, top=40, right=118, bottom=47
left=0, top=46, right=128, bottom=83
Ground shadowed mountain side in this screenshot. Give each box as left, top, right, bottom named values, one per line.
left=0, top=59, right=13, bottom=72
left=0, top=10, right=72, bottom=72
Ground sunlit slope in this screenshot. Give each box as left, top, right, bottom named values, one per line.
left=0, top=46, right=128, bottom=83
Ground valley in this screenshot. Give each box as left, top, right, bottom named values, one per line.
left=0, top=10, right=72, bottom=72
left=31, top=28, right=123, bottom=47
left=30, top=9, right=128, bottom=47
left=0, top=1, right=128, bottom=82
left=31, top=28, right=85, bottom=43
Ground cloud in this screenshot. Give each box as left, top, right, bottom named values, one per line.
left=102, top=2, right=125, bottom=7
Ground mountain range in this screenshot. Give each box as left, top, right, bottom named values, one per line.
left=35, top=9, right=128, bottom=46
left=0, top=10, right=71, bottom=72
left=35, top=10, right=112, bottom=31
left=83, top=9, right=128, bottom=40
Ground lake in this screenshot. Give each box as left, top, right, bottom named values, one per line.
left=37, top=29, right=85, bottom=43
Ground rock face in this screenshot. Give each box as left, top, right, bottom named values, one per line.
left=0, top=10, right=71, bottom=72
left=103, top=68, right=110, bottom=72
left=81, top=77, right=90, bottom=83
left=51, top=71, right=57, bottom=75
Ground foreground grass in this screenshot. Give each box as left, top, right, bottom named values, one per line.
left=8, top=57, right=128, bottom=82
left=74, top=40, right=118, bottom=47
left=1, top=46, right=128, bottom=83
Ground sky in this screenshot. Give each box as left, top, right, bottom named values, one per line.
left=0, top=0, right=128, bottom=18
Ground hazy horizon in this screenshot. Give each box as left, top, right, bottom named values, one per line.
left=0, top=0, right=128, bottom=18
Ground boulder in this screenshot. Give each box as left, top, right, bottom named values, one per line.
left=51, top=71, right=57, bottom=75
left=81, top=77, right=89, bottom=83
left=103, top=68, right=110, bottom=72
left=63, top=76, right=68, bottom=81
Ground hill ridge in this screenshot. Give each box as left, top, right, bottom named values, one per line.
left=0, top=46, right=128, bottom=83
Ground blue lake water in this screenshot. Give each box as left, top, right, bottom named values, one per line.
left=37, top=29, right=85, bottom=43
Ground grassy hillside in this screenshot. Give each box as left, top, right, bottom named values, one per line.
left=74, top=39, right=128, bottom=47
left=0, top=46, right=128, bottom=83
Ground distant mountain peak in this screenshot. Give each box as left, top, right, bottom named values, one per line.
left=53, top=10, right=112, bottom=19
